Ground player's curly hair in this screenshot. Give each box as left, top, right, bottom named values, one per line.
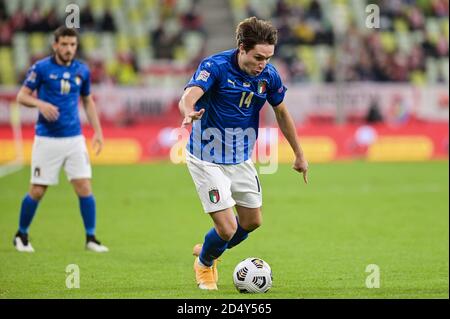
left=54, top=26, right=79, bottom=42
left=235, top=17, right=278, bottom=52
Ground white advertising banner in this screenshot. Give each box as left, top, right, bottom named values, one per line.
left=279, top=83, right=449, bottom=123
left=0, top=83, right=448, bottom=124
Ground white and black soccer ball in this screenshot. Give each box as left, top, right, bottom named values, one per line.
left=233, top=257, right=272, bottom=293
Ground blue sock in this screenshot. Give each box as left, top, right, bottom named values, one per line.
left=79, top=195, right=96, bottom=236
left=199, top=228, right=229, bottom=267
left=227, top=217, right=249, bottom=249
left=19, top=194, right=39, bottom=234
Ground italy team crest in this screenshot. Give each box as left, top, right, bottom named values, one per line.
left=208, top=189, right=220, bottom=204
left=257, top=80, right=267, bottom=94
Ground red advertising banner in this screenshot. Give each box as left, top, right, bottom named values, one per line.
left=0, top=122, right=447, bottom=164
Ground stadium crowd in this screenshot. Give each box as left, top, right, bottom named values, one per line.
left=0, top=0, right=206, bottom=86
left=0, top=0, right=448, bottom=86
left=233, top=0, right=448, bottom=84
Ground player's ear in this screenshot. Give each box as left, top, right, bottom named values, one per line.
left=238, top=43, right=245, bottom=54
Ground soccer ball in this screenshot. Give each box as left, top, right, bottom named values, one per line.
left=233, top=257, right=272, bottom=293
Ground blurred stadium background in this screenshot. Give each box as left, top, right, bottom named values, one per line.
left=0, top=0, right=448, bottom=166
left=0, top=0, right=448, bottom=299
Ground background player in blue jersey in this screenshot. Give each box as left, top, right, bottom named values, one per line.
left=179, top=17, right=309, bottom=290
left=13, top=26, right=108, bottom=253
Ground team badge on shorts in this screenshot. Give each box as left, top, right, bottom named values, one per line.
left=208, top=188, right=220, bottom=204
left=34, top=167, right=41, bottom=177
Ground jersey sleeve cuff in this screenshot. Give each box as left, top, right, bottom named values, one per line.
left=270, top=98, right=284, bottom=107
left=184, top=83, right=207, bottom=93
left=23, top=83, right=36, bottom=91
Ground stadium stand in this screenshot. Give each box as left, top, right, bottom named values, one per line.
left=0, top=0, right=448, bottom=86
left=230, top=0, right=449, bottom=85
left=0, top=0, right=206, bottom=86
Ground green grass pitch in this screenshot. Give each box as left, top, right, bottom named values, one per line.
left=0, top=161, right=448, bottom=298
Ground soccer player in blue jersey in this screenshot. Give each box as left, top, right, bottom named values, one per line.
left=13, top=26, right=108, bottom=253
left=179, top=17, right=309, bottom=290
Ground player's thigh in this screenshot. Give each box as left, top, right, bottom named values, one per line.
left=64, top=136, right=92, bottom=181
left=30, top=136, right=65, bottom=185
left=235, top=205, right=262, bottom=231
left=186, top=153, right=235, bottom=213
left=229, top=160, right=262, bottom=209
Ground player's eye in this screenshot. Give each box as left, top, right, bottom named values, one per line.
left=255, top=56, right=271, bottom=62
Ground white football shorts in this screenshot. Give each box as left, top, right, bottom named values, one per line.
left=186, top=151, right=262, bottom=213
left=30, top=135, right=92, bottom=185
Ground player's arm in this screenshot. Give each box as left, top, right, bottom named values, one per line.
left=273, top=102, right=309, bottom=184
left=81, top=94, right=103, bottom=155
left=178, top=86, right=206, bottom=128
left=16, top=86, right=59, bottom=122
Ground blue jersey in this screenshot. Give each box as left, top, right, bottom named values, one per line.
left=23, top=56, right=91, bottom=137
left=185, top=49, right=287, bottom=164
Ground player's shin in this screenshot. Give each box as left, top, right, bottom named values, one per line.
left=78, top=195, right=96, bottom=236
left=199, top=228, right=229, bottom=267
left=227, top=217, right=249, bottom=249
left=18, top=194, right=39, bottom=234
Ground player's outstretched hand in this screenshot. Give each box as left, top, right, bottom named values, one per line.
left=37, top=102, right=59, bottom=122
left=293, top=155, right=309, bottom=184
left=92, top=133, right=104, bottom=156
left=182, top=109, right=205, bottom=128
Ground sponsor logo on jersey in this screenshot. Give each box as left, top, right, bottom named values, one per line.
left=63, top=72, right=70, bottom=79
left=49, top=74, right=58, bottom=80
left=227, top=79, right=236, bottom=87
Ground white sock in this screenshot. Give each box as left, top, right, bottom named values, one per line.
left=197, top=258, right=212, bottom=268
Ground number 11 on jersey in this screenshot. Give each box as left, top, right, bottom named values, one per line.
left=60, top=79, right=71, bottom=94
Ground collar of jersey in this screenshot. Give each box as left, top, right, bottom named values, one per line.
left=51, top=55, right=75, bottom=68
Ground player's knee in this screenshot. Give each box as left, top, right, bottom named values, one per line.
left=29, top=187, right=46, bottom=201
left=217, top=224, right=238, bottom=241
left=77, top=187, right=91, bottom=197
left=220, top=230, right=236, bottom=242
left=242, top=219, right=262, bottom=232
left=73, top=180, right=92, bottom=197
